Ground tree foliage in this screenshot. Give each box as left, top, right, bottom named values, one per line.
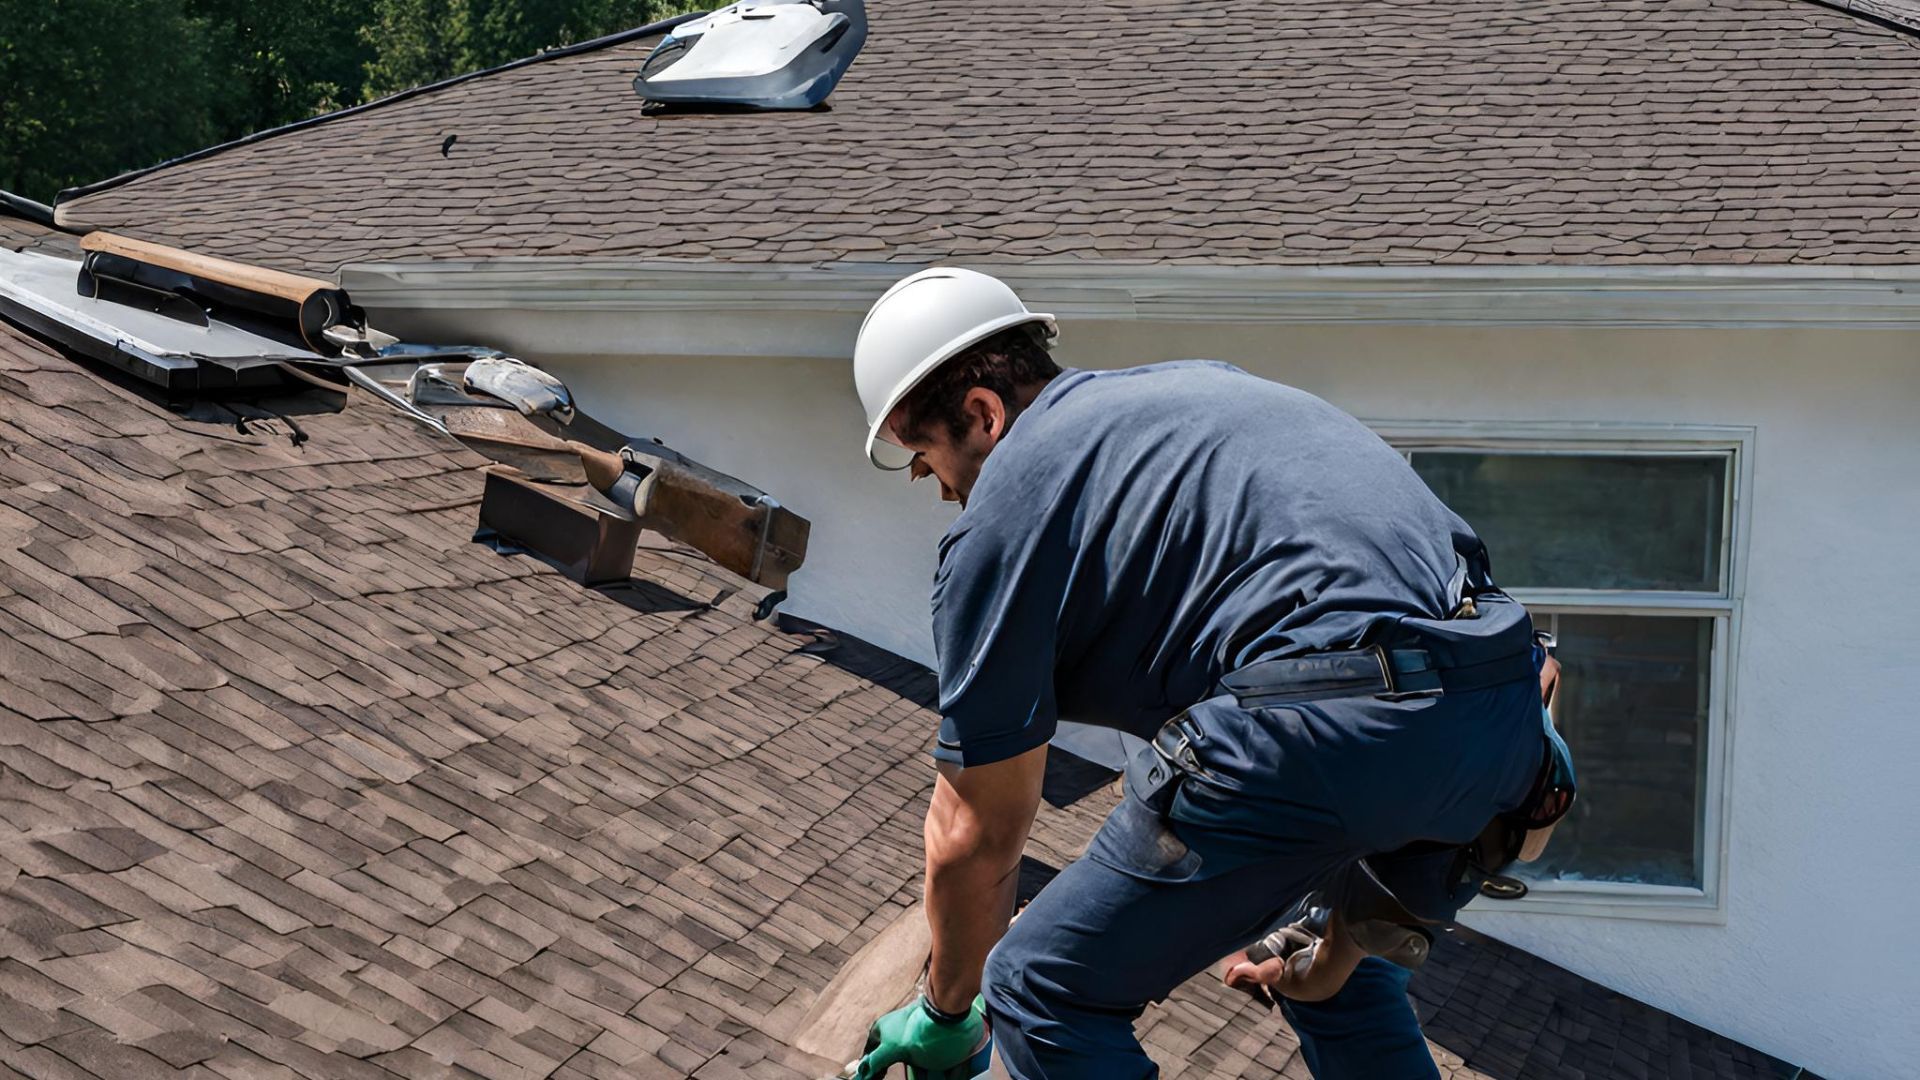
left=362, top=0, right=700, bottom=98
left=0, top=0, right=711, bottom=202
left=190, top=0, right=381, bottom=140
left=0, top=0, right=220, bottom=202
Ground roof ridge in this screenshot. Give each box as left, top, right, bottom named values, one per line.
left=52, top=12, right=699, bottom=213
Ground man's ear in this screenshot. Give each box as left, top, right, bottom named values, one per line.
left=963, top=387, right=1008, bottom=441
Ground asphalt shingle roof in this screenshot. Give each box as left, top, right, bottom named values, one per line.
left=51, top=0, right=1920, bottom=276
left=0, top=311, right=1811, bottom=1078
left=0, top=315, right=938, bottom=1078
left=0, top=213, right=80, bottom=260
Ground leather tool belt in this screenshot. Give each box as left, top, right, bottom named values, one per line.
left=1140, top=593, right=1563, bottom=905
left=1150, top=593, right=1538, bottom=786
left=1217, top=640, right=1538, bottom=709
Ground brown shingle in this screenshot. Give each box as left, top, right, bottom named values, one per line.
left=0, top=212, right=81, bottom=259
left=0, top=313, right=1813, bottom=1078
left=48, top=0, right=1920, bottom=275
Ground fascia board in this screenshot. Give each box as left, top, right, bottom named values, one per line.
left=343, top=259, right=1920, bottom=335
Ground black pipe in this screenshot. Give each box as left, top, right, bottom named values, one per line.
left=1, top=189, right=57, bottom=227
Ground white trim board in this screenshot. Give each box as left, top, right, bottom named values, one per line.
left=342, top=258, right=1920, bottom=333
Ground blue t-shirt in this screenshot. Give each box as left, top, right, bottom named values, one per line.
left=930, top=361, right=1483, bottom=768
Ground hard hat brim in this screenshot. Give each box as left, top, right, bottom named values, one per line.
left=862, top=311, right=1056, bottom=469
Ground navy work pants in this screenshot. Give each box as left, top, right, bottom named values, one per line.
left=983, top=680, right=1543, bottom=1079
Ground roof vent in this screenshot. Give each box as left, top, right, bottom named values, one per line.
left=634, top=0, right=866, bottom=111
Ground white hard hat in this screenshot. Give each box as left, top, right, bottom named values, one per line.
left=853, top=267, right=1056, bottom=470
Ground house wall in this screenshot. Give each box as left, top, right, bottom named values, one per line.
left=382, top=304, right=1919, bottom=1079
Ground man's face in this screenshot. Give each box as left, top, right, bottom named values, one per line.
left=884, top=387, right=1008, bottom=507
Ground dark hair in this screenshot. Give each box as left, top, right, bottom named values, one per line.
left=896, top=323, right=1061, bottom=445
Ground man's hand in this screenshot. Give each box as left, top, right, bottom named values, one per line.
left=1539, top=653, right=1561, bottom=708
left=850, top=996, right=987, bottom=1080
left=1220, top=913, right=1365, bottom=1005
left=922, top=744, right=1048, bottom=1012
left=1522, top=653, right=1567, bottom=862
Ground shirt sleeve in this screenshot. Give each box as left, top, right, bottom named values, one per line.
left=929, top=509, right=1071, bottom=769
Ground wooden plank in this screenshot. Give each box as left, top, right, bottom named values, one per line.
left=80, top=232, right=334, bottom=305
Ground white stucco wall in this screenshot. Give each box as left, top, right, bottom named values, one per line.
left=374, top=299, right=1919, bottom=1079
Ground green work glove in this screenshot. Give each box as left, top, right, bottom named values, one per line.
left=850, top=994, right=986, bottom=1079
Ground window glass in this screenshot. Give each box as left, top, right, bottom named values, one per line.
left=1517, top=613, right=1711, bottom=889
left=1410, top=452, right=1727, bottom=592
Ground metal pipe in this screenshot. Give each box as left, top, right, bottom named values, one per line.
left=341, top=365, right=451, bottom=436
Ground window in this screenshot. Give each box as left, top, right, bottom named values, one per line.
left=1384, top=423, right=1749, bottom=919
left=1410, top=453, right=1726, bottom=592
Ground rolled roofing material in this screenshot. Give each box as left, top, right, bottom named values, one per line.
left=79, top=232, right=360, bottom=353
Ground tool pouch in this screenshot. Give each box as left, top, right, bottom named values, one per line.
left=1128, top=706, right=1213, bottom=816
left=1095, top=727, right=1204, bottom=883
left=1125, top=747, right=1181, bottom=817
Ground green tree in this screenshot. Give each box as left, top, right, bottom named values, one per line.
left=0, top=0, right=715, bottom=201
left=187, top=0, right=380, bottom=139
left=0, top=0, right=219, bottom=201
left=361, top=0, right=710, bottom=99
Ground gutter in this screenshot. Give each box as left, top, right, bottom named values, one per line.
left=51, top=12, right=699, bottom=213
left=341, top=259, right=1920, bottom=342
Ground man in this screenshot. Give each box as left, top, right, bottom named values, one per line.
left=847, top=268, right=1562, bottom=1079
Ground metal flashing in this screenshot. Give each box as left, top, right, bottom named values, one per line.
left=0, top=237, right=808, bottom=622
left=0, top=247, right=328, bottom=394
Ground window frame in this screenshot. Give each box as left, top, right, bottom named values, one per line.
left=1369, top=420, right=1754, bottom=923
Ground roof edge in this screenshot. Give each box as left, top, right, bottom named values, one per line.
left=52, top=11, right=700, bottom=215
left=342, top=256, right=1920, bottom=324
left=1804, top=0, right=1920, bottom=37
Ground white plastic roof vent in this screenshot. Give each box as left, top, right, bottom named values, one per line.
left=633, top=0, right=866, bottom=111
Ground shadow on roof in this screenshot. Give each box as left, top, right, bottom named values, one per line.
left=775, top=611, right=939, bottom=711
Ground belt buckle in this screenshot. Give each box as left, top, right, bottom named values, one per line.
left=1368, top=645, right=1398, bottom=694
left=1372, top=644, right=1444, bottom=702
left=1151, top=714, right=1209, bottom=778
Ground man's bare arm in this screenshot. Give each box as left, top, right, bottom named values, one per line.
left=923, top=743, right=1048, bottom=1013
